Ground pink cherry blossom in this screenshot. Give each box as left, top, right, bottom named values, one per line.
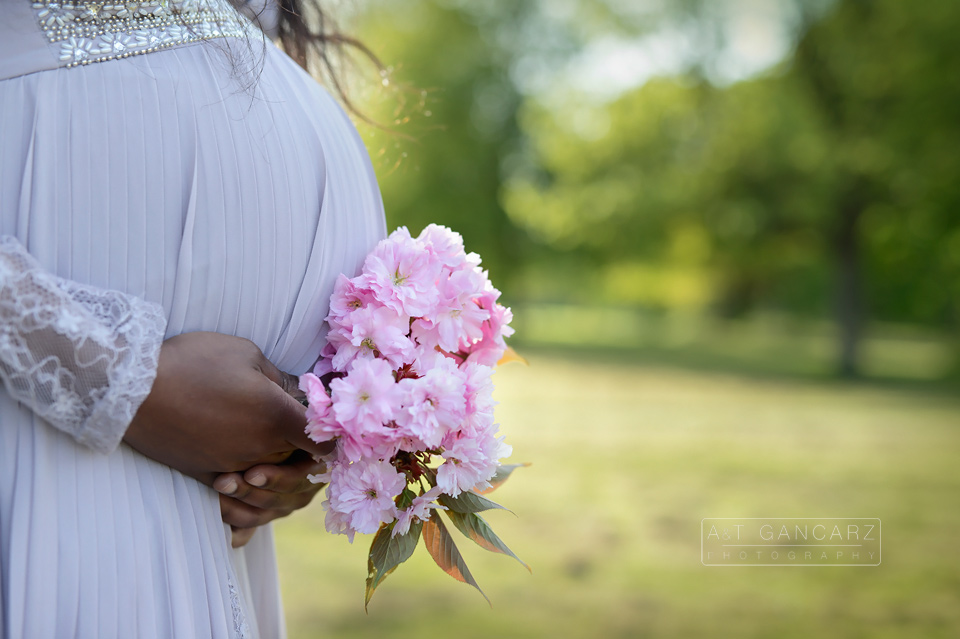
left=408, top=318, right=441, bottom=354
left=409, top=348, right=450, bottom=376
left=327, top=273, right=376, bottom=322
left=300, top=372, right=340, bottom=444
left=480, top=427, right=513, bottom=467
left=313, top=223, right=517, bottom=547
left=307, top=458, right=334, bottom=486
left=488, top=298, right=515, bottom=340
left=395, top=359, right=467, bottom=449
left=392, top=486, right=447, bottom=537
left=312, top=353, right=335, bottom=377
left=300, top=372, right=331, bottom=416
left=464, top=292, right=514, bottom=366
left=323, top=324, right=355, bottom=372
left=461, top=362, right=496, bottom=436
left=322, top=495, right=356, bottom=543
left=417, top=224, right=466, bottom=269
left=336, top=429, right=400, bottom=465
left=331, top=304, right=414, bottom=371
left=327, top=459, right=407, bottom=534
left=330, top=358, right=402, bottom=460
left=362, top=228, right=441, bottom=318
left=436, top=433, right=506, bottom=497
left=411, top=268, right=489, bottom=353
left=444, top=418, right=511, bottom=480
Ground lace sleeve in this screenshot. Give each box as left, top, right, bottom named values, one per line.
left=0, top=236, right=167, bottom=454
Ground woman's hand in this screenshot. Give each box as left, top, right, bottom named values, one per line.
left=124, top=331, right=327, bottom=486
left=214, top=450, right=328, bottom=548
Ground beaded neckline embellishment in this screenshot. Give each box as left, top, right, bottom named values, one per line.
left=32, top=1, right=254, bottom=68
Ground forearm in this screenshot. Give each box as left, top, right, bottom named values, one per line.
left=0, top=235, right=167, bottom=453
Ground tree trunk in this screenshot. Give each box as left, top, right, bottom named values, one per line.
left=834, top=189, right=864, bottom=378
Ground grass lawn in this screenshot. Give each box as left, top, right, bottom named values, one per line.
left=274, top=347, right=960, bottom=639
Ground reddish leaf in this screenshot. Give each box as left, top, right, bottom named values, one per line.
left=422, top=514, right=490, bottom=605
left=445, top=511, right=531, bottom=573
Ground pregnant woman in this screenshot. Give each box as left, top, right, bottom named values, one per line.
left=0, top=0, right=385, bottom=636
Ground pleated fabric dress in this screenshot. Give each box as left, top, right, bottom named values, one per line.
left=0, top=1, right=386, bottom=636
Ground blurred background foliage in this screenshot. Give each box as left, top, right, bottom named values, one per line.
left=275, top=2, right=960, bottom=637
left=339, top=0, right=959, bottom=381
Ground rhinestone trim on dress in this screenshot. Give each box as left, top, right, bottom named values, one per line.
left=32, top=0, right=254, bottom=68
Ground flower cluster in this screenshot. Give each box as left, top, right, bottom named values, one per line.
left=300, top=225, right=514, bottom=542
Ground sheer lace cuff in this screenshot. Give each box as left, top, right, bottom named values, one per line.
left=0, top=236, right=167, bottom=454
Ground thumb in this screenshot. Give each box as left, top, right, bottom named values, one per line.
left=258, top=353, right=301, bottom=399
left=256, top=356, right=331, bottom=457
left=256, top=356, right=302, bottom=398
left=277, top=370, right=306, bottom=403
left=264, top=379, right=331, bottom=458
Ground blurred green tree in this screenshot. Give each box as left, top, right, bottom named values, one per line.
left=503, top=0, right=960, bottom=376
left=351, top=0, right=545, bottom=294
left=791, top=0, right=960, bottom=375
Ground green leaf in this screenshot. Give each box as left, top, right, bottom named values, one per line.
left=477, top=463, right=530, bottom=494
left=396, top=487, right=416, bottom=509
left=438, top=490, right=510, bottom=514
left=422, top=514, right=490, bottom=605
left=365, top=520, right=422, bottom=611
left=445, top=511, right=531, bottom=573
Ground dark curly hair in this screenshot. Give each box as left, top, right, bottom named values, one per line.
left=273, top=0, right=383, bottom=119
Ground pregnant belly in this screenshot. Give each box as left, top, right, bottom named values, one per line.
left=2, top=42, right=383, bottom=373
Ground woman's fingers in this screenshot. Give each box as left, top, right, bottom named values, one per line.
left=230, top=526, right=257, bottom=549
left=255, top=355, right=304, bottom=402
left=219, top=493, right=270, bottom=528
left=126, top=332, right=315, bottom=477
left=243, top=454, right=326, bottom=493
left=213, top=472, right=244, bottom=498
left=218, top=491, right=309, bottom=528
left=215, top=448, right=327, bottom=539
left=256, top=373, right=334, bottom=459
left=255, top=355, right=334, bottom=458
left=214, top=466, right=322, bottom=511
left=279, top=370, right=305, bottom=402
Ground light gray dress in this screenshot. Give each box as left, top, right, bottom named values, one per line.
left=0, top=1, right=386, bottom=636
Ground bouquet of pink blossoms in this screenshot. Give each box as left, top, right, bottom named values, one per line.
left=299, top=224, right=527, bottom=607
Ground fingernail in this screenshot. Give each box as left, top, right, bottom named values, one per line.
left=217, top=479, right=238, bottom=495
left=247, top=473, right=266, bottom=487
